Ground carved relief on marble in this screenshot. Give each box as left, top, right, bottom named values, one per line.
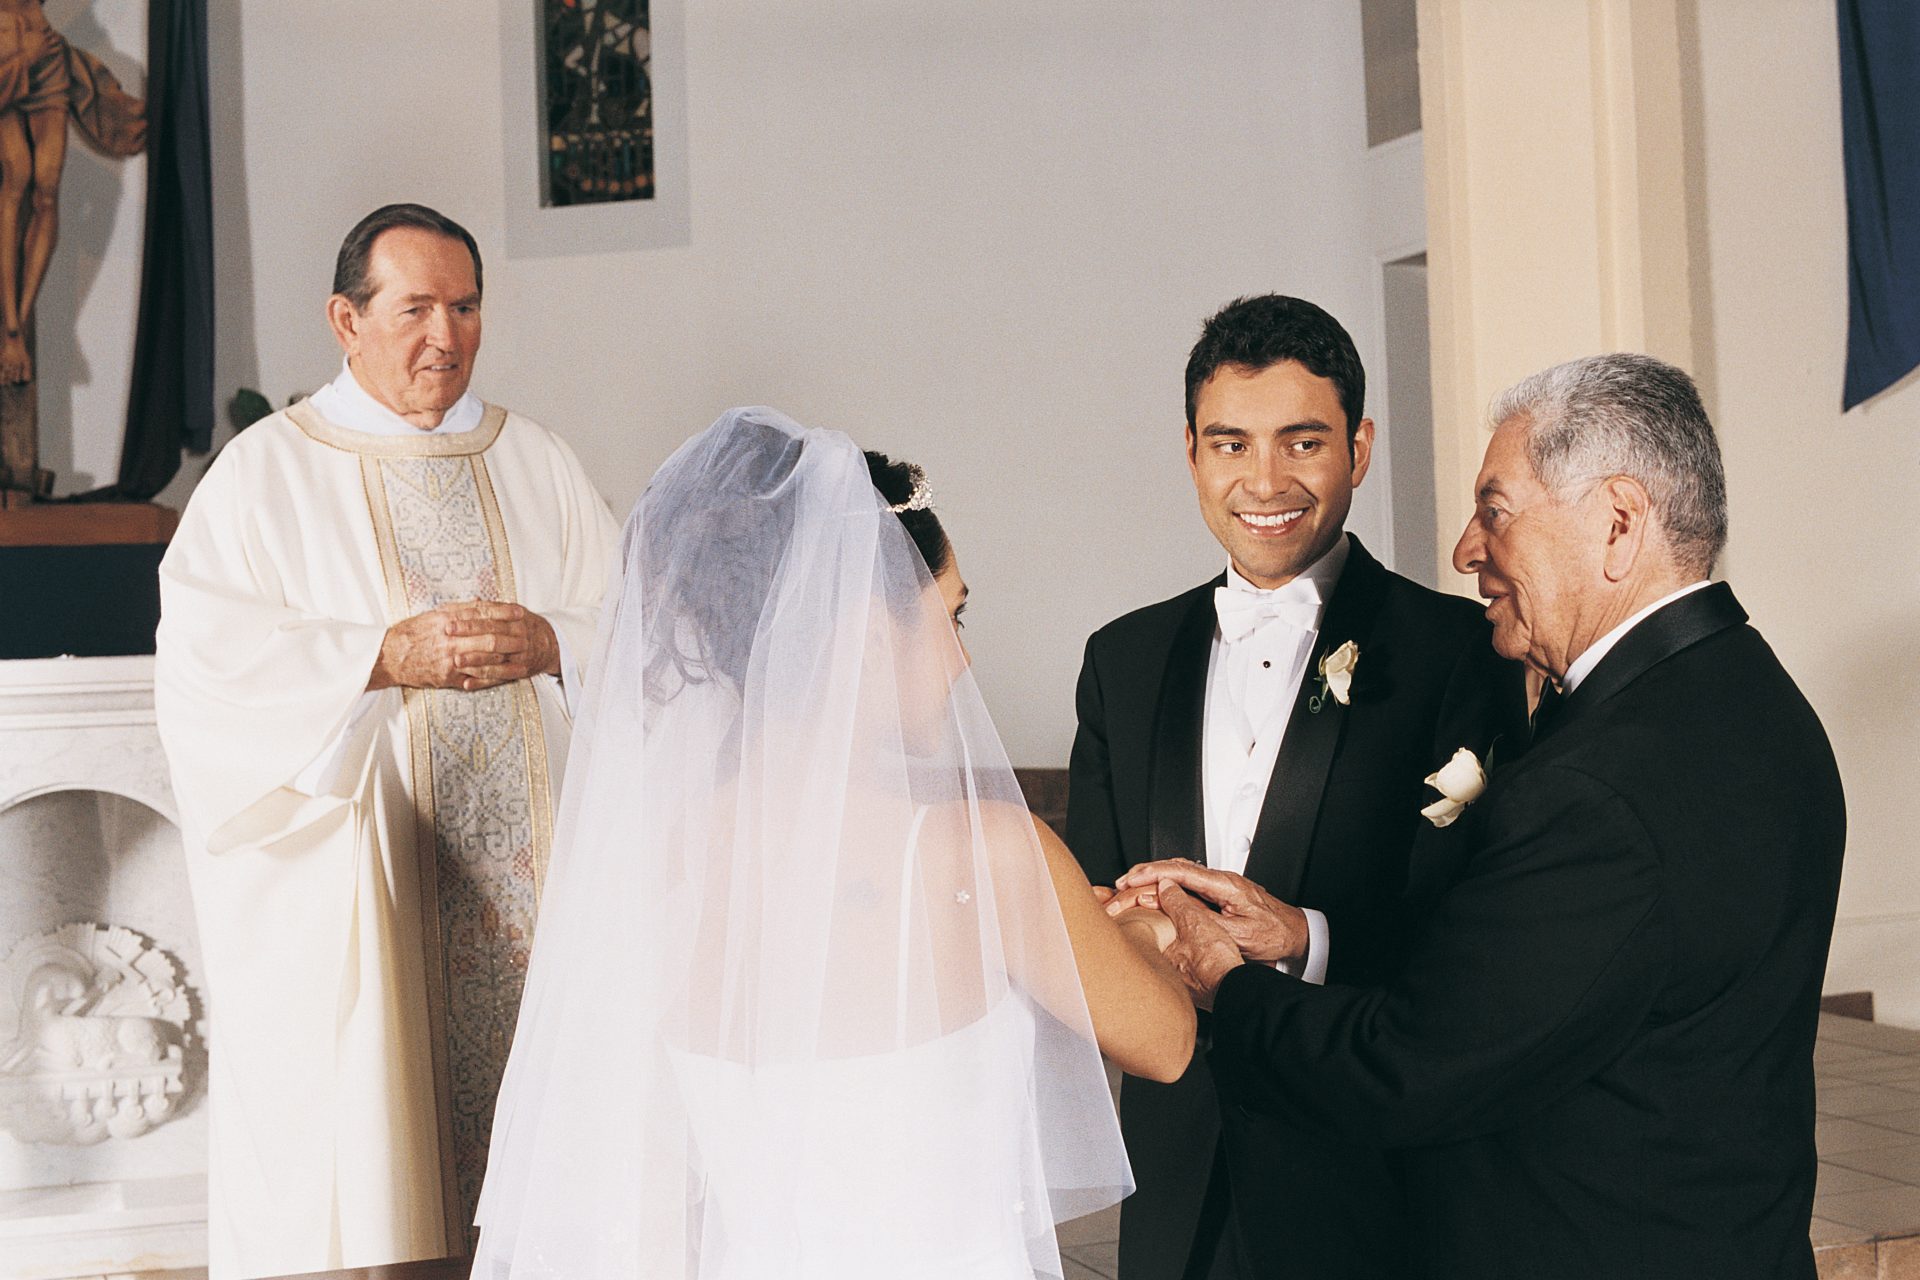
left=0, top=922, right=194, bottom=1144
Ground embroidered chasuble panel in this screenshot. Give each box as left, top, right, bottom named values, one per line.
left=348, top=420, right=553, bottom=1246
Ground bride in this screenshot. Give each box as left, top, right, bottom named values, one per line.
left=472, top=407, right=1193, bottom=1279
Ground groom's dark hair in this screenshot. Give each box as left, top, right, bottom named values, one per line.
left=1184, top=295, right=1366, bottom=443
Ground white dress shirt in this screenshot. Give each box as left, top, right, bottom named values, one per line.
left=1201, top=537, right=1350, bottom=985
left=289, top=362, right=578, bottom=796
left=1560, top=580, right=1713, bottom=694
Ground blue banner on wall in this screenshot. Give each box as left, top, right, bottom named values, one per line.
left=1839, top=0, right=1920, bottom=410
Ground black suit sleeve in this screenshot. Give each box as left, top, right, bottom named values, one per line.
left=1208, top=765, right=1668, bottom=1149
left=1065, top=633, right=1127, bottom=889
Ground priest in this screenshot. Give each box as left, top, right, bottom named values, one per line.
left=156, top=203, right=620, bottom=1279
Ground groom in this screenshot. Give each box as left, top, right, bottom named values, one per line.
left=1066, top=295, right=1525, bottom=1279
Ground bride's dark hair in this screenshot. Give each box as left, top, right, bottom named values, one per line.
left=640, top=421, right=801, bottom=699
left=641, top=433, right=953, bottom=701
left=864, top=450, right=951, bottom=577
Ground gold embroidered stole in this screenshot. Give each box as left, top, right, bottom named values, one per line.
left=287, top=402, right=552, bottom=1246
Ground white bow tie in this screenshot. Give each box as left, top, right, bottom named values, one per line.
left=1213, top=585, right=1320, bottom=645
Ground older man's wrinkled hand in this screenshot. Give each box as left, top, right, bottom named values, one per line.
left=368, top=601, right=562, bottom=691
left=1155, top=882, right=1246, bottom=1010
left=1114, top=859, right=1309, bottom=965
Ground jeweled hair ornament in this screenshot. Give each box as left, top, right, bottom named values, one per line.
left=886, top=464, right=936, bottom=514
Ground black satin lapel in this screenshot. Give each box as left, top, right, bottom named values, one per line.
left=1548, top=583, right=1748, bottom=739
left=1242, top=537, right=1388, bottom=899
left=1147, top=587, right=1220, bottom=863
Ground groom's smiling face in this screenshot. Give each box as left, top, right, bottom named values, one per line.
left=1187, top=360, right=1374, bottom=589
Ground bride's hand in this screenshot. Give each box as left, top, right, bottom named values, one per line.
left=1112, top=904, right=1177, bottom=953
left=1102, top=882, right=1161, bottom=917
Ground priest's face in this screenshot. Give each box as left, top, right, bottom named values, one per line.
left=1186, top=360, right=1374, bottom=589
left=1452, top=416, right=1607, bottom=679
left=333, top=227, right=483, bottom=428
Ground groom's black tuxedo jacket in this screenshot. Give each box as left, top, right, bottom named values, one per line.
left=1207, top=583, right=1846, bottom=1280
left=1067, top=536, right=1526, bottom=1280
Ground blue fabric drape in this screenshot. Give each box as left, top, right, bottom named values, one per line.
left=1839, top=0, right=1920, bottom=410
left=116, top=0, right=213, bottom=496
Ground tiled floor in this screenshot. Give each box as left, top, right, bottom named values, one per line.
left=1055, top=1014, right=1920, bottom=1280
left=1058, top=1200, right=1122, bottom=1279
left=1813, top=1012, right=1920, bottom=1275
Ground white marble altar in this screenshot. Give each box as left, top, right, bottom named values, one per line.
left=0, top=657, right=206, bottom=1280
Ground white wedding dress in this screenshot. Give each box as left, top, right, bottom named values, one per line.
left=471, top=409, right=1130, bottom=1280
left=670, top=995, right=1040, bottom=1279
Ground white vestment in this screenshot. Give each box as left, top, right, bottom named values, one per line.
left=155, top=399, right=619, bottom=1280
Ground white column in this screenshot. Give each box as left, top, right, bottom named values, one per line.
left=1416, top=0, right=1697, bottom=586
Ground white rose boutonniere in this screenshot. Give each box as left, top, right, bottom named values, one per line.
left=1421, top=747, right=1488, bottom=828
left=1309, top=640, right=1360, bottom=713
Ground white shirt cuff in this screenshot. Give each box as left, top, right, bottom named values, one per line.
left=289, top=693, right=381, bottom=797
left=1275, top=907, right=1330, bottom=986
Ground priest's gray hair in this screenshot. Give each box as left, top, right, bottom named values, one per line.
left=1491, top=353, right=1728, bottom=575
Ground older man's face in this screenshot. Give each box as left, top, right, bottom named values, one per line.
left=1451, top=417, right=1606, bottom=679
left=337, top=227, right=482, bottom=427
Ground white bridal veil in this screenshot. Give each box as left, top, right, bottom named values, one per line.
left=472, top=408, right=1130, bottom=1279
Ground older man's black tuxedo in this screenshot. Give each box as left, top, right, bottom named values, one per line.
left=1066, top=536, right=1526, bottom=1280
left=1207, top=583, right=1846, bottom=1280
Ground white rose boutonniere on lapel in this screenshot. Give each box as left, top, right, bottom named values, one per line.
left=1309, top=640, right=1360, bottom=713
left=1421, top=747, right=1488, bottom=828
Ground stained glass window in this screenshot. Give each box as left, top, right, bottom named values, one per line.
left=541, top=0, right=653, bottom=207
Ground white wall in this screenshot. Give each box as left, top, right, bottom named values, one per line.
left=194, top=0, right=1398, bottom=766
left=1688, top=1, right=1920, bottom=1023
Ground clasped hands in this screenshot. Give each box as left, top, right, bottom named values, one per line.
left=1097, top=860, right=1310, bottom=1010
left=368, top=600, right=561, bottom=692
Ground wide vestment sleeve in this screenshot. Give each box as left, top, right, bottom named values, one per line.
left=155, top=419, right=392, bottom=849
left=494, top=415, right=620, bottom=685
left=155, top=414, right=451, bottom=1277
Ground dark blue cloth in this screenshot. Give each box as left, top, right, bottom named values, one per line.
left=0, top=544, right=164, bottom=658
left=116, top=0, right=214, bottom=495
left=1839, top=0, right=1920, bottom=409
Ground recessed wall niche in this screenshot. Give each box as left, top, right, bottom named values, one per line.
left=0, top=657, right=207, bottom=1280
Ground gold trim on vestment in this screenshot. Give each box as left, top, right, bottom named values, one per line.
left=358, top=457, right=411, bottom=627
left=286, top=399, right=508, bottom=457
left=358, top=450, right=461, bottom=1253
left=404, top=685, right=461, bottom=1255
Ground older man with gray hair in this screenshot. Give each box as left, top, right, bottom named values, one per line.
left=1137, top=353, right=1845, bottom=1279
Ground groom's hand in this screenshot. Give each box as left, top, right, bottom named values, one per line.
left=1155, top=883, right=1244, bottom=1010
left=1113, top=860, right=1309, bottom=965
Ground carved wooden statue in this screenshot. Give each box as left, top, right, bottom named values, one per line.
left=0, top=0, right=144, bottom=508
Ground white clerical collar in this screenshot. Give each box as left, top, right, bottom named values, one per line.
left=1561, top=579, right=1713, bottom=693
left=1222, top=533, right=1351, bottom=610
left=306, top=358, right=484, bottom=437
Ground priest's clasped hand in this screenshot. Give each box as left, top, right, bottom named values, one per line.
left=368, top=600, right=562, bottom=692
left=1108, top=860, right=1310, bottom=965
